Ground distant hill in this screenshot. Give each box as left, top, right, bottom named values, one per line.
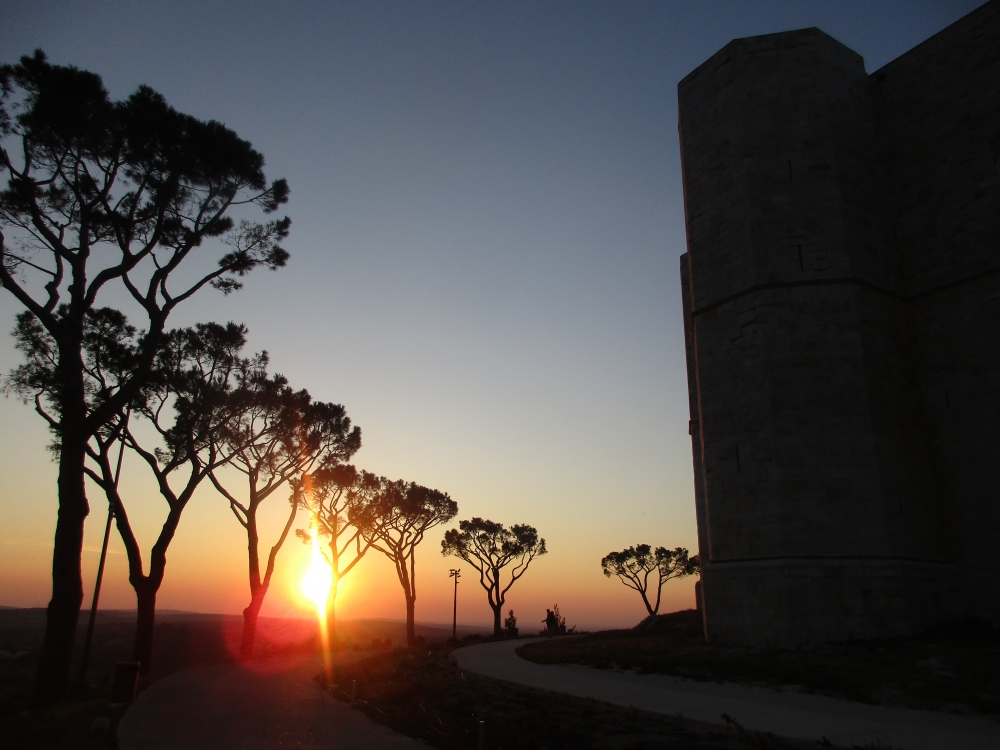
left=0, top=607, right=492, bottom=696
left=0, top=605, right=491, bottom=633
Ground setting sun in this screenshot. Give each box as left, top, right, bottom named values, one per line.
left=302, top=523, right=333, bottom=685
left=301, top=525, right=332, bottom=616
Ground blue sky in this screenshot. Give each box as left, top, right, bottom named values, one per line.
left=0, top=0, right=985, bottom=628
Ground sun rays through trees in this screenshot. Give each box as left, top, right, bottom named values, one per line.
left=207, top=375, right=361, bottom=660
left=294, top=465, right=381, bottom=645
left=3, top=45, right=609, bottom=688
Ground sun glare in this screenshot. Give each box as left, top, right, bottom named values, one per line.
left=302, top=523, right=333, bottom=685
left=302, top=525, right=332, bottom=615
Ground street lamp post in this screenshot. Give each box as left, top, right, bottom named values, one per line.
left=449, top=568, right=461, bottom=641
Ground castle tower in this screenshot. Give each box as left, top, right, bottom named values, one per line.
left=679, top=3, right=1000, bottom=646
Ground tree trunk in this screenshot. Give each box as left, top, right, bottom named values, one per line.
left=133, top=580, right=157, bottom=675
left=242, top=509, right=263, bottom=661
left=642, top=592, right=655, bottom=617
left=405, top=595, right=416, bottom=647
left=491, top=579, right=504, bottom=638
left=240, top=587, right=266, bottom=661
left=34, top=424, right=89, bottom=703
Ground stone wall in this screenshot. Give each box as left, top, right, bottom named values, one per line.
left=872, top=0, right=1000, bottom=625
left=678, top=2, right=998, bottom=646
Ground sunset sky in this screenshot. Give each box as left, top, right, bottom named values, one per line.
left=0, top=0, right=984, bottom=632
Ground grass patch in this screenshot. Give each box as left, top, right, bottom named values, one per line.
left=326, top=641, right=836, bottom=749
left=517, top=610, right=1000, bottom=716
left=0, top=684, right=122, bottom=749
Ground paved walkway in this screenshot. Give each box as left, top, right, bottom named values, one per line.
left=454, top=638, right=1000, bottom=750
left=117, top=653, right=424, bottom=749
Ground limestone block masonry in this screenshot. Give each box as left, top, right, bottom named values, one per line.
left=678, top=1, right=1000, bottom=646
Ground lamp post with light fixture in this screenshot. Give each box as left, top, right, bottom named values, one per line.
left=449, top=568, right=461, bottom=640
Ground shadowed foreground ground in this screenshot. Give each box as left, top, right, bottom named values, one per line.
left=519, top=611, right=1000, bottom=716
left=0, top=608, right=481, bottom=748
left=118, top=654, right=424, bottom=750
left=327, top=639, right=824, bottom=749
left=121, top=640, right=811, bottom=750
left=466, top=638, right=1000, bottom=749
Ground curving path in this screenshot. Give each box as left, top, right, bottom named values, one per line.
left=453, top=637, right=1000, bottom=750
left=117, top=653, right=423, bottom=749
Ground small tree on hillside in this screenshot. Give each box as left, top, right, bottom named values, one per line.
left=441, top=518, right=547, bottom=637
left=209, top=376, right=361, bottom=660
left=360, top=480, right=457, bottom=646
left=295, top=465, right=384, bottom=644
left=601, top=545, right=700, bottom=618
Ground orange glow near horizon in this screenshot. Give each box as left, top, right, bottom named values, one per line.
left=302, top=523, right=332, bottom=684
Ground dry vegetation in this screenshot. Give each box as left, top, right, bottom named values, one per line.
left=518, top=610, right=1000, bottom=716
left=327, top=641, right=833, bottom=750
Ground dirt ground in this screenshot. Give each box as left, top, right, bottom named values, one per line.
left=518, top=610, right=1000, bottom=717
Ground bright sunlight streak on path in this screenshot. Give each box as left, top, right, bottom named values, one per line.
left=453, top=639, right=1000, bottom=750
left=118, top=654, right=424, bottom=749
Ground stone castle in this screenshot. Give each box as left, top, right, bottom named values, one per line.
left=679, top=1, right=999, bottom=645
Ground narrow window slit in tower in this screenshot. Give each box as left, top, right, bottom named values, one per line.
left=945, top=390, right=951, bottom=408
left=788, top=160, right=793, bottom=182
left=735, top=444, right=741, bottom=474
left=798, top=244, right=804, bottom=271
